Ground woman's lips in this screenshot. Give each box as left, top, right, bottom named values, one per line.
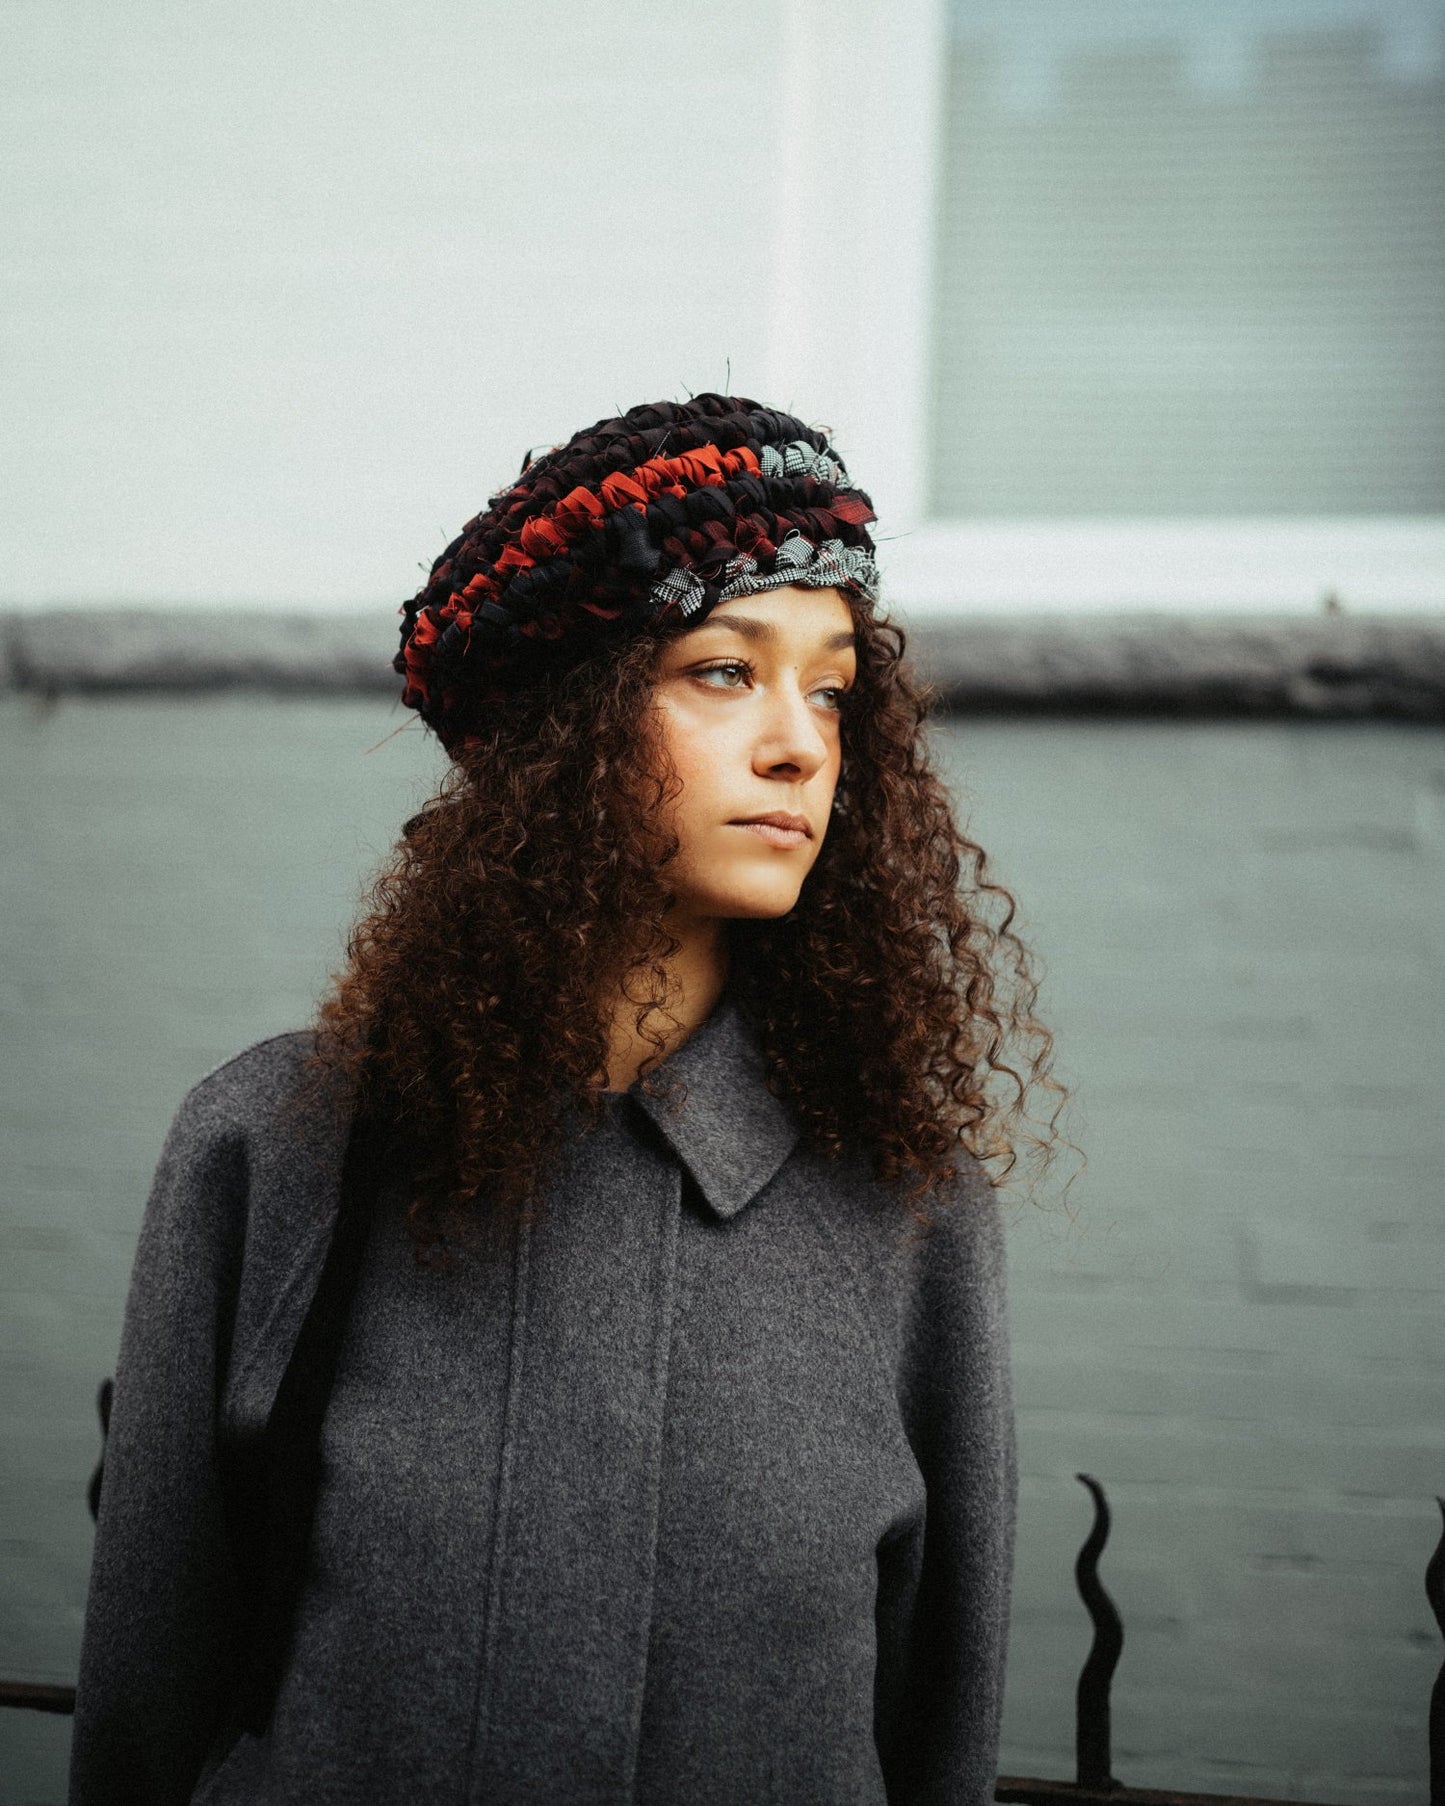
left=730, top=821, right=809, bottom=849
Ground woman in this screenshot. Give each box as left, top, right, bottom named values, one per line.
left=69, top=393, right=1065, bottom=1805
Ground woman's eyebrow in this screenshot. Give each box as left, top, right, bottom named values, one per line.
left=695, top=614, right=857, bottom=653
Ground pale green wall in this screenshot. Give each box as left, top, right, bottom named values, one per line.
left=2, top=693, right=1442, bottom=1802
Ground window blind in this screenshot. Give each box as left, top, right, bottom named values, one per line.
left=927, top=2, right=1445, bottom=517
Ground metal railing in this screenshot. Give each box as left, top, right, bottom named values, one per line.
left=3, top=1380, right=1442, bottom=1805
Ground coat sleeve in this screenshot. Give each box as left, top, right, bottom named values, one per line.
left=69, top=1076, right=250, bottom=1806
left=883, top=1158, right=1020, bottom=1806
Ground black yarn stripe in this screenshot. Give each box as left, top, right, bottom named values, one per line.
left=439, top=477, right=864, bottom=628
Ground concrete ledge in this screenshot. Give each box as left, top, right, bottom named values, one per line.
left=3, top=608, right=1443, bottom=719
left=903, top=613, right=1445, bottom=720
left=0, top=609, right=398, bottom=698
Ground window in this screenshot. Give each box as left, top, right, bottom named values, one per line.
left=928, top=0, right=1445, bottom=520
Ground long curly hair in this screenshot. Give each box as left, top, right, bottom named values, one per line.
left=295, top=396, right=1071, bottom=1265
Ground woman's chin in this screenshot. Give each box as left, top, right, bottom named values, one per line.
left=679, top=882, right=806, bottom=922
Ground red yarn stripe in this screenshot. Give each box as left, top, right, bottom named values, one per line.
left=440, top=442, right=763, bottom=620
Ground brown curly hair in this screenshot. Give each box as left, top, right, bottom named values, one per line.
left=295, top=399, right=1071, bottom=1265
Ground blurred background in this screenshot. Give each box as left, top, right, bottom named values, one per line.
left=2, top=2, right=1443, bottom=1802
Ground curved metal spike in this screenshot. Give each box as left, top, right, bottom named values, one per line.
left=1427, top=1495, right=1445, bottom=1806
left=86, top=1377, right=113, bottom=1524
left=1074, top=1471, right=1124, bottom=1791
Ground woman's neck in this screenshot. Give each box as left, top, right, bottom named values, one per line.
left=599, top=913, right=731, bottom=1093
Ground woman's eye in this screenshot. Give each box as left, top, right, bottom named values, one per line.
left=695, top=661, right=751, bottom=688
left=691, top=662, right=851, bottom=708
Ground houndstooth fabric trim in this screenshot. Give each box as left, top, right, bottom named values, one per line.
left=758, top=439, right=854, bottom=487
left=650, top=529, right=881, bottom=622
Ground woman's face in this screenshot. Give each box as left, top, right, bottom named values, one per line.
left=645, top=583, right=858, bottom=924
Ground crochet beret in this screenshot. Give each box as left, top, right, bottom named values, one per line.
left=395, top=393, right=882, bottom=755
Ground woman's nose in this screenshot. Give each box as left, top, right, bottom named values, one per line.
left=751, top=681, right=831, bottom=778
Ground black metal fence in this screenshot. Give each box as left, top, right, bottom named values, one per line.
left=3, top=1378, right=1442, bottom=1806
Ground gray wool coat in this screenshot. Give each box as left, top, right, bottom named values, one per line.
left=69, top=992, right=1018, bottom=1806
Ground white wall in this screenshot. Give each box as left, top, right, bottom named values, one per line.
left=2, top=0, right=798, bottom=609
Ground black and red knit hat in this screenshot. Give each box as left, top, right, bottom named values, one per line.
left=395, top=393, right=882, bottom=755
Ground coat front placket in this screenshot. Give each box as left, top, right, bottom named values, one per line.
left=467, top=1095, right=684, bottom=1805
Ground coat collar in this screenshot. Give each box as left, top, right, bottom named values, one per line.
left=623, top=991, right=801, bottom=1221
